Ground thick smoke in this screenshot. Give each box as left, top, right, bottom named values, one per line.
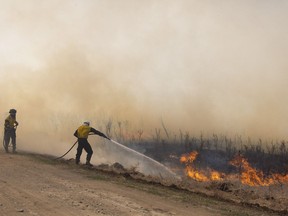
left=1, top=0, right=288, bottom=160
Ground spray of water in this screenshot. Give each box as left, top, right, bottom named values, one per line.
left=109, top=139, right=180, bottom=180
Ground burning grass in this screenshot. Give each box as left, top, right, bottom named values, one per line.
left=175, top=150, right=288, bottom=213
left=180, top=151, right=288, bottom=187
left=98, top=122, right=288, bottom=213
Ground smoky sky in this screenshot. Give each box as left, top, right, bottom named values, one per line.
left=1, top=0, right=288, bottom=145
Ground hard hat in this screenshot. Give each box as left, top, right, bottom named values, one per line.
left=9, top=109, right=17, bottom=114
left=83, top=121, right=90, bottom=126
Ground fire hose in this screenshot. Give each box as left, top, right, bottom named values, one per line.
left=54, top=133, right=108, bottom=160
left=54, top=140, right=78, bottom=160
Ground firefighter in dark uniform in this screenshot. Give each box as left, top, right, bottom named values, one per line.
left=74, top=121, right=110, bottom=166
left=4, top=109, right=19, bottom=153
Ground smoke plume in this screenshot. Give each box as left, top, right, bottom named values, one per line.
left=1, top=0, right=288, bottom=159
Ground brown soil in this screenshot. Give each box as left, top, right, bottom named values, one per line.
left=0, top=151, right=281, bottom=216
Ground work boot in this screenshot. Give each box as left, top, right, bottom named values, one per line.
left=85, top=162, right=93, bottom=167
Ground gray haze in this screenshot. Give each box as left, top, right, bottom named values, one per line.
left=1, top=0, right=288, bottom=158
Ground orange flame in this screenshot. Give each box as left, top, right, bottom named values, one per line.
left=211, top=171, right=223, bottom=181
left=180, top=151, right=224, bottom=182
left=180, top=152, right=288, bottom=186
left=180, top=151, right=198, bottom=164
left=229, top=154, right=288, bottom=186
left=272, top=173, right=288, bottom=183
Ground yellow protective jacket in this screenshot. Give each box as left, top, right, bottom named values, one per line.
left=74, top=125, right=108, bottom=139
left=5, top=115, right=18, bottom=130
left=75, top=125, right=92, bottom=139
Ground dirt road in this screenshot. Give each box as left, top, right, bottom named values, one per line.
left=0, top=151, right=276, bottom=216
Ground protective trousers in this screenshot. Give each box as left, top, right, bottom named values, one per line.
left=4, top=129, right=16, bottom=153
left=75, top=138, right=93, bottom=164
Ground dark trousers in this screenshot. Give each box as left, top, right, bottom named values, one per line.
left=76, top=138, right=93, bottom=164
left=4, top=129, right=16, bottom=152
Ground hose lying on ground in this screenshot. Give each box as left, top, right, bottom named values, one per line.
left=54, top=140, right=78, bottom=160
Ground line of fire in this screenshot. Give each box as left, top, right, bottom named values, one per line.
left=179, top=151, right=288, bottom=186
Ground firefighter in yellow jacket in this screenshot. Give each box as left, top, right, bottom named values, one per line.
left=4, top=109, right=19, bottom=153
left=74, top=121, right=110, bottom=166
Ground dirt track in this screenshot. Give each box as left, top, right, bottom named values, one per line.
left=0, top=151, right=278, bottom=216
